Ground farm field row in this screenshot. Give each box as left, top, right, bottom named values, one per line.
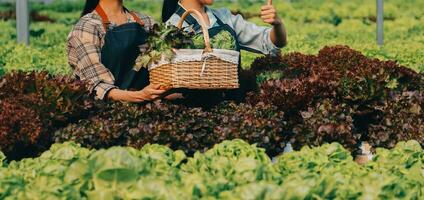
left=0, top=1, right=423, bottom=199
left=1, top=45, right=422, bottom=160
left=1, top=140, right=423, bottom=199
left=0, top=0, right=423, bottom=76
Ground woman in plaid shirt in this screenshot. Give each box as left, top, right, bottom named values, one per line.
left=67, top=0, right=167, bottom=102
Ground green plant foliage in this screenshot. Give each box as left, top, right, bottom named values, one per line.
left=136, top=24, right=194, bottom=69
left=137, top=24, right=237, bottom=69
left=1, top=0, right=423, bottom=74
left=0, top=4, right=423, bottom=197
left=192, top=31, right=237, bottom=50
left=0, top=21, right=71, bottom=75
left=273, top=140, right=424, bottom=200
left=0, top=1, right=422, bottom=198
left=0, top=140, right=423, bottom=199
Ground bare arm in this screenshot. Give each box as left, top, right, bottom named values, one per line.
left=107, top=84, right=167, bottom=102
left=261, top=2, right=287, bottom=47
left=270, top=19, right=287, bottom=48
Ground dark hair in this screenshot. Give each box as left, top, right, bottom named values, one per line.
left=162, top=0, right=179, bottom=22
left=81, top=0, right=100, bottom=17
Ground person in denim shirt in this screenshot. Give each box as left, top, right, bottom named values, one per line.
left=162, top=0, right=287, bottom=104
left=162, top=0, right=287, bottom=55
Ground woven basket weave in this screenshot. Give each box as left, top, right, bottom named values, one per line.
left=149, top=9, right=239, bottom=89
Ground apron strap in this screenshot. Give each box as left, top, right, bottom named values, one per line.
left=128, top=12, right=145, bottom=26
left=175, top=4, right=201, bottom=32
left=211, top=10, right=225, bottom=26
left=95, top=5, right=110, bottom=31
left=95, top=5, right=145, bottom=31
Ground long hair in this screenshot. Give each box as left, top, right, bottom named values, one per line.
left=162, top=0, right=179, bottom=22
left=81, top=0, right=100, bottom=17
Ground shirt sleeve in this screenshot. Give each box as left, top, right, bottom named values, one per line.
left=223, top=9, right=280, bottom=55
left=67, top=20, right=117, bottom=100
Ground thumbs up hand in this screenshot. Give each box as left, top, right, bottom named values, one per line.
left=261, top=0, right=281, bottom=26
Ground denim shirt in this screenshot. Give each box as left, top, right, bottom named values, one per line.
left=166, top=5, right=280, bottom=55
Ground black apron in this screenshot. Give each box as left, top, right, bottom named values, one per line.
left=174, top=6, right=249, bottom=106
left=96, top=5, right=150, bottom=91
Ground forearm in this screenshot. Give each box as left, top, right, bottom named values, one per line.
left=270, top=19, right=287, bottom=48
left=107, top=89, right=148, bottom=102
left=107, top=84, right=166, bottom=102
left=107, top=89, right=134, bottom=102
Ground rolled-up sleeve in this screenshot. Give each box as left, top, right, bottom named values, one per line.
left=67, top=19, right=117, bottom=100
left=225, top=9, right=280, bottom=55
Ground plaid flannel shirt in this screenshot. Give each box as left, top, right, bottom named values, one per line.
left=67, top=10, right=154, bottom=100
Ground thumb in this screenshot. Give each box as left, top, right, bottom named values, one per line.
left=149, top=83, right=161, bottom=90
left=267, top=0, right=272, bottom=5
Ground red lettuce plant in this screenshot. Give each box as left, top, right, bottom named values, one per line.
left=55, top=101, right=288, bottom=156
left=0, top=99, right=43, bottom=158
left=0, top=71, right=95, bottom=159
left=291, top=99, right=360, bottom=152
left=2, top=45, right=423, bottom=159
left=249, top=45, right=423, bottom=151
left=367, top=91, right=424, bottom=149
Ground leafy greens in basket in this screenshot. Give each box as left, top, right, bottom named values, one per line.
left=135, top=24, right=236, bottom=70
left=192, top=31, right=236, bottom=51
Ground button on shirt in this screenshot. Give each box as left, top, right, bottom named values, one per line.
left=167, top=5, right=280, bottom=55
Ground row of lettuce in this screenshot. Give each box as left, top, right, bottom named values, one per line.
left=2, top=0, right=423, bottom=23
left=0, top=46, right=422, bottom=161
left=0, top=0, right=423, bottom=75
left=1, top=139, right=423, bottom=199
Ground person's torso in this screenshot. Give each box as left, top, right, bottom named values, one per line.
left=167, top=5, right=240, bottom=52
left=96, top=5, right=151, bottom=90
left=67, top=6, right=154, bottom=90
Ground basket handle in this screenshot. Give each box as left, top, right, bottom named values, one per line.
left=177, top=9, right=212, bottom=53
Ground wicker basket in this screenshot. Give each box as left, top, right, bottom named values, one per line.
left=149, top=9, right=239, bottom=89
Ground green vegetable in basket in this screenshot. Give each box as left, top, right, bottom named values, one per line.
left=135, top=24, right=194, bottom=70
left=192, top=31, right=236, bottom=50
left=135, top=25, right=237, bottom=71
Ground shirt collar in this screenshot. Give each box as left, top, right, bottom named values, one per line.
left=93, top=9, right=135, bottom=30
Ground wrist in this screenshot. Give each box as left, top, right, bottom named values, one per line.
left=108, top=89, right=133, bottom=102
left=107, top=89, right=120, bottom=101
left=136, top=90, right=148, bottom=102
left=272, top=18, right=282, bottom=26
